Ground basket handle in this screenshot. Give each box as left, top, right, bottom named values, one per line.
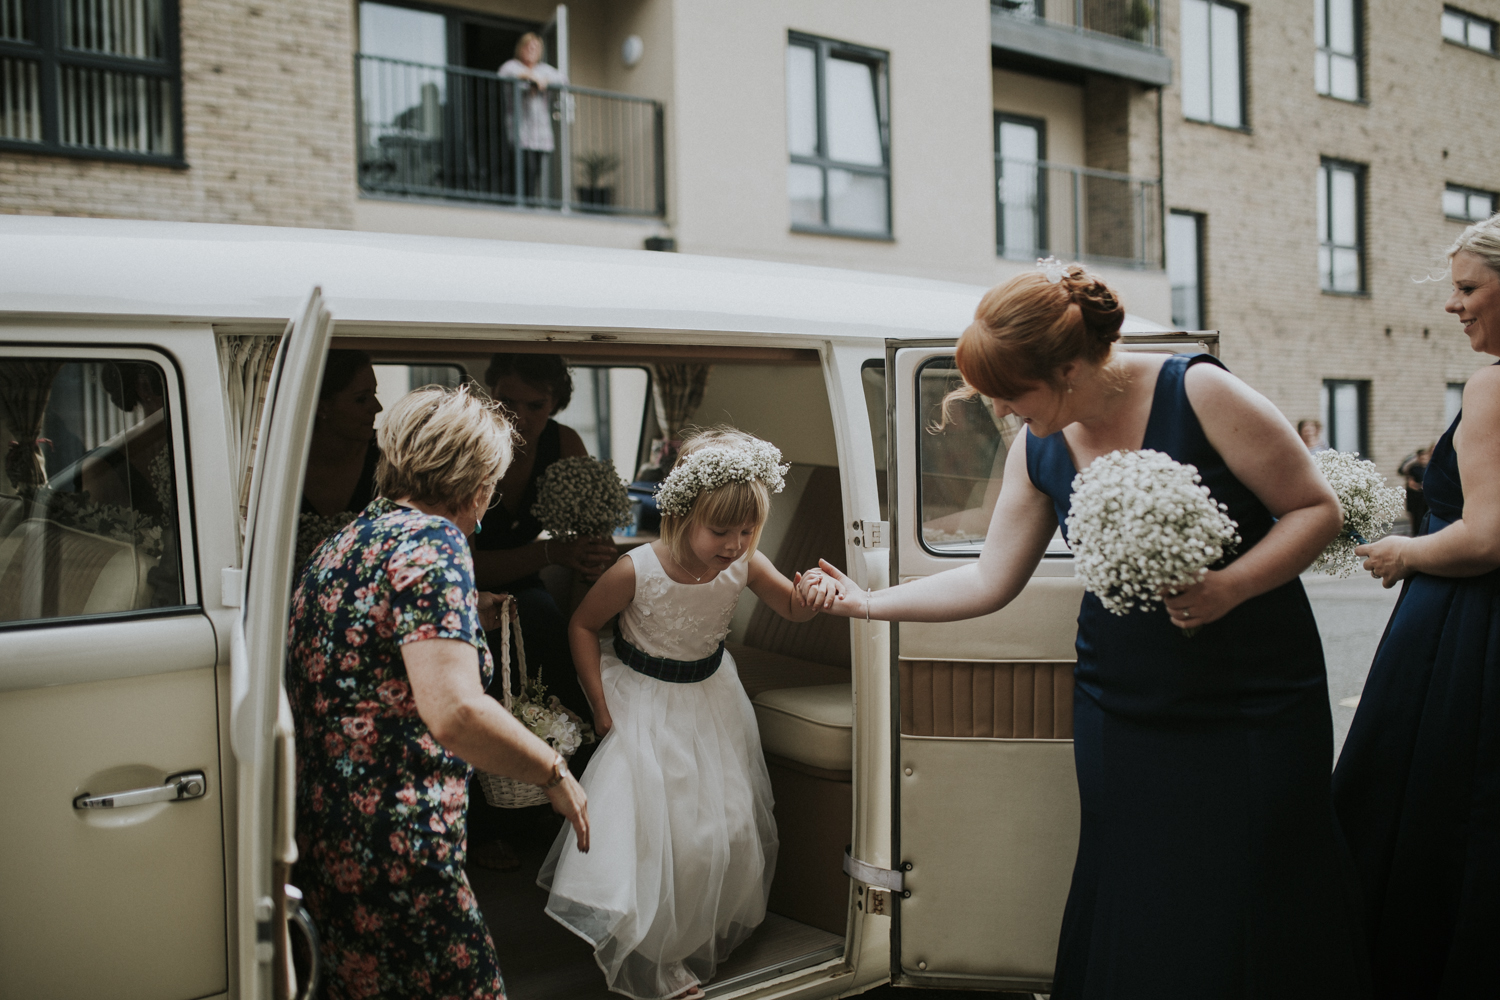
left=495, top=593, right=529, bottom=712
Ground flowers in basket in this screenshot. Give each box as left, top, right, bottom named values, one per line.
left=530, top=455, right=634, bottom=540
left=1067, top=449, right=1241, bottom=618
left=1311, top=450, right=1405, bottom=577
left=513, top=674, right=595, bottom=758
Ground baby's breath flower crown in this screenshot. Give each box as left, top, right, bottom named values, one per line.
left=654, top=440, right=789, bottom=517
left=1067, top=449, right=1241, bottom=617
left=1311, top=450, right=1405, bottom=577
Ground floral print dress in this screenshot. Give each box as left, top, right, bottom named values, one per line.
left=287, top=496, right=505, bottom=1000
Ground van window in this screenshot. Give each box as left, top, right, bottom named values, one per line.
left=555, top=366, right=651, bottom=480
left=0, top=358, right=185, bottom=624
left=860, top=360, right=888, bottom=520
left=917, top=356, right=1014, bottom=554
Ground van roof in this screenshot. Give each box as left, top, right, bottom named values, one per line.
left=0, top=217, right=1167, bottom=341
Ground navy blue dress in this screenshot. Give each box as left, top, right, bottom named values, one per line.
left=1332, top=388, right=1500, bottom=998
left=1027, top=354, right=1367, bottom=999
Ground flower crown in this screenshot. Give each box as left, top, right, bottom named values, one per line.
left=653, top=440, right=789, bottom=517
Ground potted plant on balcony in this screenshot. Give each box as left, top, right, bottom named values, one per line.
left=575, top=151, right=620, bottom=211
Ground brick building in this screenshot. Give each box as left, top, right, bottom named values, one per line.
left=1, top=0, right=1495, bottom=472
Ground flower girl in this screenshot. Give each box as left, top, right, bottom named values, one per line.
left=538, top=427, right=841, bottom=1000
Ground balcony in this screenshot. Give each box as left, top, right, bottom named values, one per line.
left=356, top=54, right=665, bottom=217
left=996, top=157, right=1162, bottom=269
left=991, top=0, right=1172, bottom=87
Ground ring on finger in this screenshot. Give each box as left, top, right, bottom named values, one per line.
left=1180, top=609, right=1191, bottom=620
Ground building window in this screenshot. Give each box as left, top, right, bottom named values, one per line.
left=786, top=32, right=891, bottom=238
left=1315, top=0, right=1363, bottom=101
left=1445, top=382, right=1466, bottom=427
left=1318, top=159, right=1365, bottom=293
left=1321, top=379, right=1369, bottom=456
left=0, top=0, right=182, bottom=163
left=1180, top=0, right=1244, bottom=128
left=995, top=113, right=1046, bottom=259
left=1442, top=7, right=1496, bottom=53
left=1444, top=182, right=1496, bottom=221
left=1167, top=210, right=1205, bottom=328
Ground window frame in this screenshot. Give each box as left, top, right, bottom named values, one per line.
left=1442, top=6, right=1498, bottom=55
left=786, top=30, right=893, bottom=241
left=1443, top=181, right=1497, bottom=221
left=994, top=111, right=1048, bottom=260
left=1315, top=0, right=1365, bottom=103
left=0, top=0, right=185, bottom=166
left=0, top=343, right=200, bottom=632
left=1318, top=157, right=1367, bottom=295
left=1167, top=209, right=1206, bottom=329
left=1180, top=0, right=1248, bottom=131
left=1320, top=378, right=1370, bottom=457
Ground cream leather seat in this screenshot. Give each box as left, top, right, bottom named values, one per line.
left=752, top=684, right=853, bottom=773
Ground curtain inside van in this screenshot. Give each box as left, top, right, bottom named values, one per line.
left=217, top=335, right=281, bottom=561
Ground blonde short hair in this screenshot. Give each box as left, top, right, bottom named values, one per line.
left=660, top=427, right=773, bottom=567
left=375, top=384, right=515, bottom=508
left=1448, top=212, right=1500, bottom=273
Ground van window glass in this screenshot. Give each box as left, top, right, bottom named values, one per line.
left=555, top=366, right=651, bottom=481
left=860, top=360, right=888, bottom=520
left=0, top=358, right=185, bottom=624
left=371, top=363, right=465, bottom=419
left=917, top=356, right=1013, bottom=554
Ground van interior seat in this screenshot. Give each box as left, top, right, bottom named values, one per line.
left=0, top=517, right=151, bottom=621
left=751, top=684, right=853, bottom=772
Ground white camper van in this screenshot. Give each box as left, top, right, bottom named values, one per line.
left=0, top=218, right=1212, bottom=1000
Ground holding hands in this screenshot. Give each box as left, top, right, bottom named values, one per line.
left=795, top=559, right=864, bottom=617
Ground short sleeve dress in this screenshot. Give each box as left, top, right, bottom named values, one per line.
left=287, top=496, right=505, bottom=1000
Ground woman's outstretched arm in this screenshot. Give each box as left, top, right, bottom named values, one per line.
left=813, top=433, right=1058, bottom=623
left=1358, top=365, right=1500, bottom=584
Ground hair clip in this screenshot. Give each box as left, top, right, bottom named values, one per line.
left=1036, top=256, right=1068, bottom=284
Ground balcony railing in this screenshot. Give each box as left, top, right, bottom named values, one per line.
left=993, top=0, right=1161, bottom=49
left=356, top=53, right=665, bottom=217
left=996, top=158, right=1162, bottom=269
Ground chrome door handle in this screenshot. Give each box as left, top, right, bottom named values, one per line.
left=73, top=770, right=207, bottom=810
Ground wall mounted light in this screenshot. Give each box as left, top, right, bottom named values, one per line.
left=621, top=34, right=644, bottom=68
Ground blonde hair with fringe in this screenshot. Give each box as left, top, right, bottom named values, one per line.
left=1448, top=213, right=1500, bottom=273
left=375, top=384, right=515, bottom=510
left=659, top=427, right=774, bottom=568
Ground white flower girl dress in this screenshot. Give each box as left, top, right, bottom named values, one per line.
left=538, top=544, right=778, bottom=999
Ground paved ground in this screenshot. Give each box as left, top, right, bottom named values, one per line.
left=1302, top=570, right=1403, bottom=759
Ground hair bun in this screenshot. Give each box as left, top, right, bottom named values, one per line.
left=1060, top=266, right=1124, bottom=344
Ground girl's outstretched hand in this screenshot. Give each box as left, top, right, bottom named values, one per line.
left=808, top=559, right=867, bottom=619
left=793, top=568, right=845, bottom=610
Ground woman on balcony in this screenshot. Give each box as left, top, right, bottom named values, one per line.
left=499, top=32, right=567, bottom=204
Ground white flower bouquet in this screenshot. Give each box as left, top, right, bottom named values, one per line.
left=1067, top=449, right=1241, bottom=618
left=1311, top=450, right=1405, bottom=577
left=531, top=455, right=634, bottom=540
left=514, top=674, right=594, bottom=758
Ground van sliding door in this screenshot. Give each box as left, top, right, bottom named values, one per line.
left=882, top=333, right=1218, bottom=992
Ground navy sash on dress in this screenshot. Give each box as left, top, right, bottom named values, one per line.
left=613, top=624, right=723, bottom=683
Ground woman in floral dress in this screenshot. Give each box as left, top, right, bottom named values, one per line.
left=287, top=384, right=590, bottom=1000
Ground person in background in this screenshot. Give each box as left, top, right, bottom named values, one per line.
left=470, top=352, right=615, bottom=869
left=1336, top=216, right=1500, bottom=999
left=287, top=384, right=589, bottom=1000
left=1298, top=418, right=1328, bottom=452
left=303, top=350, right=382, bottom=519
left=1397, top=445, right=1432, bottom=529
left=498, top=32, right=567, bottom=203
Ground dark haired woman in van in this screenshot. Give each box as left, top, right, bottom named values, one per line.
left=287, top=384, right=588, bottom=1000
left=468, top=353, right=616, bottom=867
left=295, top=349, right=383, bottom=565
left=1334, top=217, right=1500, bottom=999
left=804, top=263, right=1367, bottom=998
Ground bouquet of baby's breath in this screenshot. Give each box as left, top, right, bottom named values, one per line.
left=1067, top=449, right=1241, bottom=617
left=531, top=455, right=634, bottom=541
left=1312, top=450, right=1405, bottom=577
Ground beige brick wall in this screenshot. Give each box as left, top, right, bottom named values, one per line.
left=1162, top=0, right=1500, bottom=474
left=0, top=0, right=356, bottom=229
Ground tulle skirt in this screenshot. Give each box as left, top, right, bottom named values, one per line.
left=538, top=638, right=778, bottom=999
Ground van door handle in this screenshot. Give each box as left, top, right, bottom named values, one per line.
left=73, top=771, right=207, bottom=810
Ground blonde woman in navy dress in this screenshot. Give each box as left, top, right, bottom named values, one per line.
left=806, top=264, right=1368, bottom=998
left=1334, top=217, right=1500, bottom=998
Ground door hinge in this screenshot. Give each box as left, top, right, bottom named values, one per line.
left=843, top=847, right=904, bottom=892
left=850, top=519, right=889, bottom=549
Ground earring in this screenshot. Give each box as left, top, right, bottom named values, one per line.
left=1066, top=381, right=1074, bottom=394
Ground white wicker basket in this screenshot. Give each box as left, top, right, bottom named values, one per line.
left=477, top=595, right=572, bottom=809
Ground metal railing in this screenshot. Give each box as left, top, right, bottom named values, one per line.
left=992, top=0, right=1161, bottom=48
left=356, top=53, right=665, bottom=217
left=996, top=157, right=1162, bottom=269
